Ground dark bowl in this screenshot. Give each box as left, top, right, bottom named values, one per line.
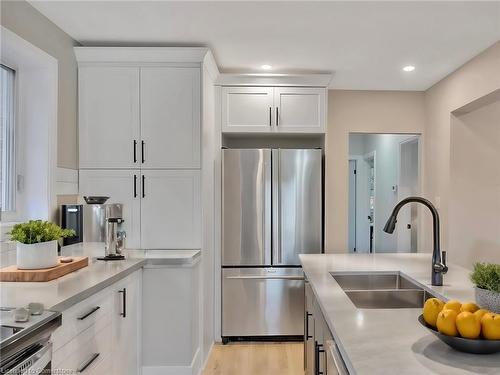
left=418, top=314, right=500, bottom=354
left=83, top=196, right=110, bottom=204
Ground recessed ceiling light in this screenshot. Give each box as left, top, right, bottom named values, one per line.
left=260, top=64, right=272, bottom=70
left=403, top=65, right=416, bottom=72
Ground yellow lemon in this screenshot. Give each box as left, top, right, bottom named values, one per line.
left=437, top=309, right=459, bottom=336
left=443, top=300, right=462, bottom=314
left=456, top=312, right=481, bottom=339
left=423, top=298, right=445, bottom=327
left=481, top=313, right=500, bottom=340
left=474, top=309, right=490, bottom=322
left=460, top=302, right=480, bottom=313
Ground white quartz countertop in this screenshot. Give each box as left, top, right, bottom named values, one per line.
left=0, top=243, right=200, bottom=311
left=300, top=253, right=500, bottom=375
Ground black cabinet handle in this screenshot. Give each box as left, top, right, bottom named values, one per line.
left=77, top=306, right=100, bottom=321
left=133, top=140, right=137, bottom=163
left=276, top=107, right=279, bottom=126
left=269, top=107, right=272, bottom=126
left=133, top=175, right=137, bottom=198
left=305, top=312, right=313, bottom=339
left=315, top=341, right=325, bottom=375
left=141, top=140, right=145, bottom=164
left=77, top=353, right=100, bottom=373
left=118, top=288, right=127, bottom=318
left=142, top=175, right=145, bottom=198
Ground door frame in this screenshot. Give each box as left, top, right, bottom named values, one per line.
left=397, top=135, right=422, bottom=252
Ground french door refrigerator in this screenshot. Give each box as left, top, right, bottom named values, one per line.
left=222, top=148, right=323, bottom=341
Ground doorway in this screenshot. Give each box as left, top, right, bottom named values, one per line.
left=348, top=133, right=420, bottom=253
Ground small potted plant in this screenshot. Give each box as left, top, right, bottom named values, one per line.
left=470, top=262, right=500, bottom=313
left=9, top=220, right=75, bottom=269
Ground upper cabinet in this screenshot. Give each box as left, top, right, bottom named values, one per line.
left=141, top=68, right=200, bottom=169
left=79, top=65, right=201, bottom=169
left=221, top=86, right=327, bottom=134
left=274, top=87, right=325, bottom=132
left=221, top=87, right=274, bottom=132
left=79, top=67, right=140, bottom=169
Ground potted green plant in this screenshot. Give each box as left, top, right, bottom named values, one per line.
left=470, top=262, right=500, bottom=313
left=9, top=220, right=75, bottom=269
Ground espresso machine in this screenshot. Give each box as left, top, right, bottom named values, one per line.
left=97, top=204, right=126, bottom=261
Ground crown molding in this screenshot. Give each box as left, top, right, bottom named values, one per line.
left=216, top=73, right=333, bottom=87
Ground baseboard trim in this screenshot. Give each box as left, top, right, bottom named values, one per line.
left=198, top=342, right=214, bottom=375
left=143, top=348, right=201, bottom=375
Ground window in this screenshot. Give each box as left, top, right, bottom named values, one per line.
left=0, top=64, right=16, bottom=214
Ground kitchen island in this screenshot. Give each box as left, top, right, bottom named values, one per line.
left=300, top=253, right=500, bottom=375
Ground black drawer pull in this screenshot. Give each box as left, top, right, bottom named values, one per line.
left=77, top=306, right=100, bottom=321
left=142, top=175, right=145, bottom=198
left=269, top=107, right=272, bottom=126
left=77, top=353, right=100, bottom=373
left=306, top=312, right=313, bottom=339
left=133, top=140, right=137, bottom=163
left=119, top=288, right=127, bottom=318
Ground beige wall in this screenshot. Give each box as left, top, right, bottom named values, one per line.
left=423, top=41, right=500, bottom=263
left=448, top=100, right=500, bottom=268
left=325, top=91, right=426, bottom=253
left=326, top=42, right=500, bottom=262
left=1, top=0, right=80, bottom=169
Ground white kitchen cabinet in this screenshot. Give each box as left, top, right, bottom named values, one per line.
left=140, top=170, right=201, bottom=249
left=221, top=87, right=274, bottom=132
left=141, top=67, right=201, bottom=169
left=142, top=262, right=200, bottom=374
left=79, top=169, right=141, bottom=249
left=274, top=87, right=325, bottom=132
left=304, top=282, right=315, bottom=375
left=221, top=86, right=326, bottom=133
left=79, top=67, right=140, bottom=169
left=111, top=271, right=141, bottom=375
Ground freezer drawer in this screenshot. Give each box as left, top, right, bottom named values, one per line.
left=222, top=149, right=272, bottom=266
left=222, top=268, right=305, bottom=337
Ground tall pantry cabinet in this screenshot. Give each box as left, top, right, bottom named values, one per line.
left=75, top=48, right=205, bottom=250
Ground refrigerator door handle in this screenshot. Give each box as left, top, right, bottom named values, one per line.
left=272, top=149, right=282, bottom=265
left=225, top=275, right=305, bottom=280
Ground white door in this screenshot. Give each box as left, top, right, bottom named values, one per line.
left=112, top=271, right=140, bottom=375
left=79, top=170, right=141, bottom=249
left=79, top=67, right=140, bottom=169
left=140, top=170, right=201, bottom=249
left=141, top=67, right=200, bottom=169
left=274, top=87, right=325, bottom=132
left=221, top=87, right=274, bottom=132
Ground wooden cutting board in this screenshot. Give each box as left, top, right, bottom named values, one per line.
left=0, top=257, right=89, bottom=282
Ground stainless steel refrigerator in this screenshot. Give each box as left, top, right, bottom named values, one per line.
left=222, top=148, right=323, bottom=341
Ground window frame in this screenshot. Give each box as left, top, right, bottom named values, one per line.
left=0, top=63, right=18, bottom=222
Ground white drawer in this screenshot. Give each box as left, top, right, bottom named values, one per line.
left=53, top=321, right=111, bottom=373
left=52, top=288, right=112, bottom=351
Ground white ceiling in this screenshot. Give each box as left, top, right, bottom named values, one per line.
left=29, top=1, right=500, bottom=90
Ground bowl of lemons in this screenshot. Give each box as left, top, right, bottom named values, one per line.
left=419, top=298, right=500, bottom=354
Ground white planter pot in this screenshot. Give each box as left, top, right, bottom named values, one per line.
left=475, top=287, right=500, bottom=314
left=16, top=240, right=59, bottom=270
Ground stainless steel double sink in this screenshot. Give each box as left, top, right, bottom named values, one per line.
left=330, top=272, right=436, bottom=309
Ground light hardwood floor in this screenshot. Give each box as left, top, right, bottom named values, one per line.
left=203, top=342, right=304, bottom=375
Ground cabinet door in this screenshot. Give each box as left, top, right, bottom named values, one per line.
left=79, top=67, right=140, bottom=169
left=274, top=87, right=325, bottom=132
left=79, top=170, right=141, bottom=249
left=140, top=170, right=201, bottom=249
left=141, top=67, right=200, bottom=169
left=112, top=271, right=140, bottom=375
left=221, top=87, right=274, bottom=132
